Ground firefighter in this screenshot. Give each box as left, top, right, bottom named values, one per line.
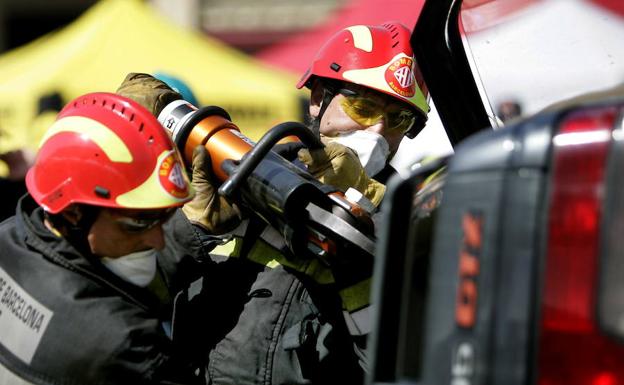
left=297, top=21, right=429, bottom=186
left=203, top=22, right=428, bottom=385
left=116, top=21, right=429, bottom=385
left=0, top=92, right=222, bottom=384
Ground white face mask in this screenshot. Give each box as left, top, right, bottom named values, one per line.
left=101, top=249, right=158, bottom=287
left=332, top=130, right=390, bottom=177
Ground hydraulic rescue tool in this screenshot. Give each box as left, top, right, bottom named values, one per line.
left=157, top=100, right=376, bottom=267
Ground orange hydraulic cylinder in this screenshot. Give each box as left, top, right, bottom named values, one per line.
left=184, top=114, right=254, bottom=182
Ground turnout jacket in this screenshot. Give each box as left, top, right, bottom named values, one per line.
left=202, top=236, right=366, bottom=385
left=200, top=163, right=396, bottom=385
left=0, top=196, right=207, bottom=385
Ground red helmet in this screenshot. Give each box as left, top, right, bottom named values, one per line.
left=26, top=92, right=194, bottom=213
left=297, top=21, right=429, bottom=121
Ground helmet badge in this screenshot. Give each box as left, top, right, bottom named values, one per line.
left=158, top=150, right=189, bottom=199
left=385, top=56, right=416, bottom=98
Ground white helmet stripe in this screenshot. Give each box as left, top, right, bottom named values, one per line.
left=40, top=116, right=133, bottom=163
left=346, top=25, right=373, bottom=52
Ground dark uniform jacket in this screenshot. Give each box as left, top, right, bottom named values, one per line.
left=202, top=242, right=365, bottom=385
left=0, top=196, right=207, bottom=385
left=199, top=165, right=396, bottom=385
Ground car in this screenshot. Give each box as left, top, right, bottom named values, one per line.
left=368, top=1, right=624, bottom=384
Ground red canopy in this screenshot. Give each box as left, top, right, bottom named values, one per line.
left=462, top=0, right=624, bottom=32
left=255, top=0, right=426, bottom=76
left=588, top=0, right=624, bottom=17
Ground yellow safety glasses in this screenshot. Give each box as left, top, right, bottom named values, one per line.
left=337, top=88, right=417, bottom=135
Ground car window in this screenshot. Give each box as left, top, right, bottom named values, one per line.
left=460, top=0, right=624, bottom=125
left=394, top=0, right=624, bottom=177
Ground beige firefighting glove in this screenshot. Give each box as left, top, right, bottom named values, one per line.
left=116, top=73, right=242, bottom=234
left=116, top=72, right=182, bottom=116
left=182, top=145, right=242, bottom=234
left=297, top=142, right=386, bottom=207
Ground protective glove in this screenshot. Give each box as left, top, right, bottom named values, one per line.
left=116, top=73, right=182, bottom=116
left=182, top=145, right=242, bottom=234
left=297, top=142, right=385, bottom=207
left=116, top=73, right=241, bottom=234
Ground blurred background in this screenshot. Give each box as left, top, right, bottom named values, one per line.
left=1, top=0, right=624, bottom=198
left=0, top=0, right=349, bottom=55
left=0, top=0, right=446, bottom=178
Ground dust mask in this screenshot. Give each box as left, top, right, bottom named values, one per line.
left=332, top=131, right=390, bottom=176
left=101, top=249, right=158, bottom=287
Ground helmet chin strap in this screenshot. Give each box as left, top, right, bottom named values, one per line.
left=45, top=205, right=100, bottom=257
left=311, top=87, right=337, bottom=139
